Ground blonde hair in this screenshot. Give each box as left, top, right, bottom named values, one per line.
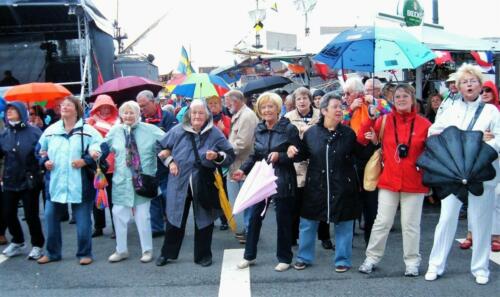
left=455, top=63, right=485, bottom=89
left=255, top=92, right=282, bottom=118
left=119, top=101, right=141, bottom=125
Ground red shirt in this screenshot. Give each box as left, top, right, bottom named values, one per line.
left=213, top=113, right=231, bottom=138
left=357, top=109, right=431, bottom=193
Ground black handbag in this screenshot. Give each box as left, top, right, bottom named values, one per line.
left=189, top=133, right=220, bottom=210
left=134, top=173, right=158, bottom=198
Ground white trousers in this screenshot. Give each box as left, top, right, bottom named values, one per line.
left=112, top=202, right=153, bottom=254
left=365, top=189, right=424, bottom=267
left=427, top=187, right=494, bottom=278
left=493, top=185, right=500, bottom=235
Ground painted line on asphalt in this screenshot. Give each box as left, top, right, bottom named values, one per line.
left=0, top=254, right=8, bottom=264
left=456, top=238, right=500, bottom=265
left=219, top=249, right=251, bottom=297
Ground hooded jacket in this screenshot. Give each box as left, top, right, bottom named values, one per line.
left=483, top=81, right=499, bottom=110
left=0, top=102, right=42, bottom=191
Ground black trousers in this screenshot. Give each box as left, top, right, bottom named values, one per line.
left=160, top=191, right=213, bottom=263
left=93, top=173, right=114, bottom=230
left=0, top=186, right=6, bottom=236
left=292, top=188, right=330, bottom=242
left=245, top=196, right=295, bottom=264
left=3, top=189, right=45, bottom=247
left=360, top=189, right=378, bottom=244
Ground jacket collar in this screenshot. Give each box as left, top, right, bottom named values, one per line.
left=182, top=120, right=214, bottom=135
left=257, top=117, right=290, bottom=133
left=231, top=105, right=249, bottom=123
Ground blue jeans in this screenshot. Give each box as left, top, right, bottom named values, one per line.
left=44, top=199, right=93, bottom=260
left=227, top=179, right=251, bottom=231
left=297, top=217, right=354, bottom=267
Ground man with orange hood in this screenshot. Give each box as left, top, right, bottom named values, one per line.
left=87, top=94, right=120, bottom=238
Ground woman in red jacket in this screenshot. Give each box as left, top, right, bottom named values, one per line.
left=356, top=84, right=431, bottom=277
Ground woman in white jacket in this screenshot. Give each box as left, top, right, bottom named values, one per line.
left=425, top=64, right=500, bottom=285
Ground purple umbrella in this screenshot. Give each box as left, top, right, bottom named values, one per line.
left=90, top=76, right=163, bottom=106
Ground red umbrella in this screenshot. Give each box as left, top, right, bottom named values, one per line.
left=90, top=76, right=163, bottom=105
left=4, top=82, right=72, bottom=105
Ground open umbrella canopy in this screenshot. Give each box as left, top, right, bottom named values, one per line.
left=165, top=73, right=187, bottom=92
left=416, top=126, right=498, bottom=203
left=4, top=82, right=71, bottom=105
left=90, top=76, right=163, bottom=105
left=314, top=26, right=436, bottom=72
left=240, top=76, right=293, bottom=97
left=171, top=73, right=230, bottom=99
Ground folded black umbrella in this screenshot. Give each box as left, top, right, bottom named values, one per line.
left=240, top=76, right=293, bottom=97
left=416, top=126, right=498, bottom=203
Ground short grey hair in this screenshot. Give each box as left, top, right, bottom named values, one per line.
left=182, top=99, right=212, bottom=127
left=119, top=100, right=141, bottom=125
left=225, top=90, right=246, bottom=102
left=365, top=78, right=382, bottom=89
left=344, top=77, right=365, bottom=94
left=136, top=90, right=155, bottom=102
left=319, top=91, right=343, bottom=110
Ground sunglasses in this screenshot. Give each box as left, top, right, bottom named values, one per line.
left=481, top=88, right=493, bottom=95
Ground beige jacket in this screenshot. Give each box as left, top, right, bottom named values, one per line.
left=285, top=108, right=320, bottom=187
left=228, top=105, right=259, bottom=177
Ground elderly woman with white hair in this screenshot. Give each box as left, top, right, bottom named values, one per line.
left=98, top=101, right=165, bottom=264
left=425, top=64, right=500, bottom=285
left=156, top=99, right=235, bottom=267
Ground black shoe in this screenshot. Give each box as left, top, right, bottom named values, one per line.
left=294, top=261, right=308, bottom=270
left=220, top=224, right=229, bottom=231
left=156, top=256, right=168, bottom=266
left=69, top=217, right=76, bottom=224
left=321, top=240, right=334, bottom=250
left=235, top=230, right=246, bottom=239
left=152, top=231, right=165, bottom=238
left=196, top=258, right=212, bottom=267
left=92, top=229, right=103, bottom=238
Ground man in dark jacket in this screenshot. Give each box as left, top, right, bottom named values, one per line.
left=0, top=102, right=45, bottom=259
left=137, top=90, right=178, bottom=237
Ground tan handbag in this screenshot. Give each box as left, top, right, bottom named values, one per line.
left=363, top=115, right=387, bottom=191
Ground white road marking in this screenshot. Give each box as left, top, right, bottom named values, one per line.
left=456, top=238, right=500, bottom=265
left=0, top=254, right=8, bottom=264
left=219, top=249, right=251, bottom=297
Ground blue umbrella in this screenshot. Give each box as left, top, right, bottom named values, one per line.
left=314, top=26, right=436, bottom=72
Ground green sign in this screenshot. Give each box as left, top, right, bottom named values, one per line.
left=403, top=0, right=424, bottom=27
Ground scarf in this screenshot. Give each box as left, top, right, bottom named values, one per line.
left=124, top=125, right=143, bottom=190
left=144, top=105, right=162, bottom=124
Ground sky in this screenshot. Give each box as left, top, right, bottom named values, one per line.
left=93, top=0, right=500, bottom=73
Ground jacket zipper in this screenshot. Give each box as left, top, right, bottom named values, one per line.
left=325, top=142, right=330, bottom=224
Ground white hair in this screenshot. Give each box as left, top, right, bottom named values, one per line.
left=344, top=77, right=365, bottom=93
left=119, top=100, right=141, bottom=125
left=182, top=99, right=212, bottom=126
left=455, top=63, right=485, bottom=89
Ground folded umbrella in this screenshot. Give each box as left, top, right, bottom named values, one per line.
left=94, top=165, right=109, bottom=210
left=214, top=170, right=237, bottom=232
left=233, top=160, right=278, bottom=215
left=416, top=126, right=498, bottom=203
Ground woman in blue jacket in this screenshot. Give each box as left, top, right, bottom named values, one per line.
left=36, top=97, right=102, bottom=265
left=0, top=102, right=45, bottom=260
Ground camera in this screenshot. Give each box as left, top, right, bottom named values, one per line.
left=397, top=144, right=409, bottom=158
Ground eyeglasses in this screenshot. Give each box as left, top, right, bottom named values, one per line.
left=481, top=88, right=492, bottom=94
left=459, top=79, right=479, bottom=85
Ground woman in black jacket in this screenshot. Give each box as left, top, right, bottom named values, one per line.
left=232, top=92, right=301, bottom=272
left=0, top=102, right=45, bottom=260
left=288, top=92, right=375, bottom=272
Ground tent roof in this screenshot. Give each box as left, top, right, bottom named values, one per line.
left=0, top=0, right=113, bottom=39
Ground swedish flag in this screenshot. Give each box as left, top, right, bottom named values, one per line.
left=177, top=46, right=195, bottom=75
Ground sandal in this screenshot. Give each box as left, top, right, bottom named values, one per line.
left=491, top=240, right=500, bottom=252
left=459, top=238, right=472, bottom=250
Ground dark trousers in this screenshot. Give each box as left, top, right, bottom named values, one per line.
left=93, top=173, right=114, bottom=230
left=0, top=186, right=6, bottom=236
left=3, top=189, right=45, bottom=247
left=160, top=192, right=213, bottom=263
left=245, top=196, right=295, bottom=264
left=292, top=188, right=330, bottom=242
left=360, top=189, right=378, bottom=244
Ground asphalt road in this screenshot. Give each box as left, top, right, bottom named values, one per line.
left=1, top=202, right=499, bottom=297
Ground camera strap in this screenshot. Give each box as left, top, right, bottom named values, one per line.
left=393, top=116, right=415, bottom=147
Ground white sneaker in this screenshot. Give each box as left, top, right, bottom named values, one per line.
left=140, top=251, right=153, bottom=263
left=475, top=276, right=489, bottom=285
left=108, top=251, right=129, bottom=263
left=404, top=266, right=419, bottom=277
left=2, top=242, right=26, bottom=257
left=237, top=259, right=256, bottom=269
left=27, top=247, right=43, bottom=260
left=424, top=271, right=438, bottom=281
left=358, top=259, right=376, bottom=274
left=274, top=263, right=290, bottom=272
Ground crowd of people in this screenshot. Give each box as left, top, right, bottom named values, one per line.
left=0, top=63, right=499, bottom=285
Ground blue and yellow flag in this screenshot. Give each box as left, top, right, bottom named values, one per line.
left=177, top=46, right=195, bottom=75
